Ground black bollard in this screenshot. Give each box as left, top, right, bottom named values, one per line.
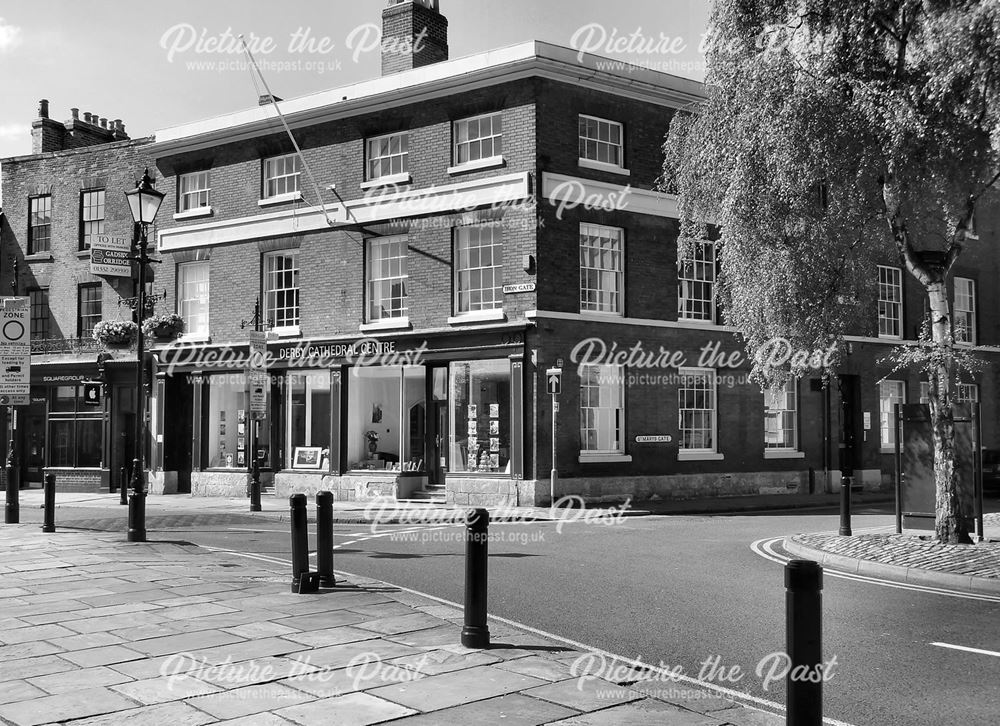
left=4, top=460, right=18, bottom=525
left=785, top=560, right=823, bottom=726
left=42, top=474, right=56, bottom=533
left=838, top=476, right=852, bottom=537
left=289, top=494, right=310, bottom=593
left=119, top=465, right=128, bottom=505
left=249, top=461, right=262, bottom=513
left=461, top=508, right=491, bottom=649
left=316, top=491, right=335, bottom=587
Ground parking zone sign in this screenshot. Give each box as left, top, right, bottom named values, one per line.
left=0, top=297, right=30, bottom=405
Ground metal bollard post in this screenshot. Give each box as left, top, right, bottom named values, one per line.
left=316, top=491, right=335, bottom=588
left=4, top=457, right=18, bottom=525
left=838, top=476, right=852, bottom=537
left=249, top=457, right=262, bottom=513
left=461, top=508, right=491, bottom=649
left=42, top=474, right=56, bottom=533
left=289, top=494, right=310, bottom=593
left=119, top=465, right=128, bottom=505
left=785, top=560, right=823, bottom=726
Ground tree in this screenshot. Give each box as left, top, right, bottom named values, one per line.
left=662, top=0, right=1000, bottom=543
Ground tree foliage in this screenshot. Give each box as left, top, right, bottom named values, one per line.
left=662, top=0, right=1000, bottom=542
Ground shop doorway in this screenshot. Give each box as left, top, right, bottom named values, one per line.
left=163, top=376, right=193, bottom=493
left=837, top=374, right=862, bottom=479
left=431, top=400, right=448, bottom=487
left=22, top=409, right=45, bottom=486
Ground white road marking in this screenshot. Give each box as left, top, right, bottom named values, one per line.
left=226, top=527, right=286, bottom=533
left=930, top=642, right=1000, bottom=658
left=200, top=544, right=856, bottom=726
left=751, top=537, right=1000, bottom=604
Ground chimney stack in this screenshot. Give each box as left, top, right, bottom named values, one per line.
left=38, top=99, right=49, bottom=119
left=381, top=0, right=448, bottom=76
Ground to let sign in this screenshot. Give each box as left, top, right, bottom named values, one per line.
left=90, top=235, right=132, bottom=277
left=0, top=297, right=30, bottom=406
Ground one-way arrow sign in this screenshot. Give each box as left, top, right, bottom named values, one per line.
left=546, top=367, right=562, bottom=395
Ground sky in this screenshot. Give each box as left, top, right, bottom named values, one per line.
left=0, top=0, right=711, bottom=166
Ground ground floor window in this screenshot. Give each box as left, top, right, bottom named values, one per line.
left=579, top=363, right=624, bottom=454
left=287, top=371, right=332, bottom=470
left=347, top=366, right=424, bottom=471
left=449, top=359, right=510, bottom=473
left=764, top=379, right=798, bottom=450
left=879, top=380, right=905, bottom=450
left=47, top=385, right=102, bottom=467
left=678, top=367, right=717, bottom=453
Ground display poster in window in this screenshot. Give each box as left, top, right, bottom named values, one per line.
left=467, top=404, right=477, bottom=419
left=489, top=403, right=499, bottom=418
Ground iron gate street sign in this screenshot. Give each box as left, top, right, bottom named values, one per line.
left=0, top=297, right=30, bottom=406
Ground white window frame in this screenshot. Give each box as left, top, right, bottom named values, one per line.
left=956, top=382, right=979, bottom=403
left=451, top=112, right=503, bottom=172
left=877, top=265, right=903, bottom=339
left=178, top=171, right=211, bottom=213
left=764, top=379, right=801, bottom=457
left=262, top=154, right=302, bottom=201
left=579, top=363, right=627, bottom=460
left=263, top=251, right=300, bottom=333
left=954, top=277, right=976, bottom=345
left=177, top=261, right=210, bottom=339
left=80, top=189, right=105, bottom=250
left=578, top=115, right=628, bottom=175
left=678, top=367, right=722, bottom=459
left=454, top=225, right=503, bottom=317
left=678, top=241, right=716, bottom=323
left=365, top=235, right=409, bottom=326
left=579, top=223, right=623, bottom=315
left=365, top=131, right=410, bottom=186
left=879, top=380, right=905, bottom=452
left=919, top=381, right=931, bottom=405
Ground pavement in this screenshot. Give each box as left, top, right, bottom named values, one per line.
left=783, top=513, right=1000, bottom=596
left=0, top=524, right=786, bottom=726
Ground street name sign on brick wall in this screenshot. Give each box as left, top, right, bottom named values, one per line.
left=90, top=235, right=132, bottom=277
left=0, top=297, right=30, bottom=405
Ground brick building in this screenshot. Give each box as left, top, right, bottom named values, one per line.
left=0, top=101, right=155, bottom=491
left=4, top=0, right=997, bottom=504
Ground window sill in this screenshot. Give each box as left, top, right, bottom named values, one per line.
left=177, top=334, right=210, bottom=344
left=677, top=451, right=724, bottom=461
left=448, top=309, right=506, bottom=325
left=270, top=326, right=301, bottom=339
left=360, top=173, right=412, bottom=190
left=579, top=310, right=623, bottom=319
left=258, top=191, right=303, bottom=207
left=879, top=448, right=897, bottom=455
left=764, top=450, right=805, bottom=459
left=174, top=207, right=213, bottom=221
left=578, top=454, right=632, bottom=464
left=24, top=253, right=54, bottom=262
left=878, top=333, right=902, bottom=341
left=578, top=158, right=630, bottom=176
left=447, top=156, right=505, bottom=175
left=76, top=250, right=92, bottom=259
left=677, top=317, right=717, bottom=326
left=360, top=317, right=411, bottom=332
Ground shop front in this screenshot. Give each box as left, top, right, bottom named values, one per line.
left=154, top=326, right=530, bottom=504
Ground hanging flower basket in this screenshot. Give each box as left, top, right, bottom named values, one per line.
left=142, top=313, right=185, bottom=342
left=93, top=320, right=138, bottom=349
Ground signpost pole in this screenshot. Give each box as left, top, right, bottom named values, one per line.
left=545, top=366, right=561, bottom=517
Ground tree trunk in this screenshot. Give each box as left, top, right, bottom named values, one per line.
left=926, top=281, right=973, bottom=544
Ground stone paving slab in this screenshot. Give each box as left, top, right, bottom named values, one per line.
left=0, top=525, right=783, bottom=725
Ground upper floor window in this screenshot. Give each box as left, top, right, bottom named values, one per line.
left=263, top=154, right=302, bottom=199
left=879, top=380, right=905, bottom=450
left=28, top=195, right=52, bottom=254
left=29, top=288, right=50, bottom=340
left=578, top=115, right=624, bottom=169
left=366, top=132, right=409, bottom=182
left=177, top=262, right=210, bottom=337
left=965, top=207, right=978, bottom=238
left=956, top=382, right=979, bottom=403
left=579, top=363, right=625, bottom=455
left=678, top=241, right=715, bottom=322
left=80, top=189, right=105, bottom=250
left=178, top=171, right=211, bottom=212
left=877, top=265, right=903, bottom=338
left=579, top=223, right=623, bottom=315
left=367, top=236, right=408, bottom=322
left=764, top=380, right=798, bottom=451
left=954, top=277, right=976, bottom=345
left=455, top=225, right=503, bottom=314
left=454, top=113, right=502, bottom=166
left=77, top=283, right=102, bottom=339
left=263, top=251, right=300, bottom=330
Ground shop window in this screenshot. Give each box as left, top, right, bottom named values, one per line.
left=348, top=367, right=425, bottom=470
left=47, top=385, right=102, bottom=468
left=448, top=359, right=510, bottom=474
left=205, top=375, right=268, bottom=469
left=287, top=370, right=332, bottom=470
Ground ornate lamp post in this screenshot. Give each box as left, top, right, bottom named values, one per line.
left=123, top=170, right=164, bottom=542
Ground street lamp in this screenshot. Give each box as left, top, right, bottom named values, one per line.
left=124, top=169, right=164, bottom=543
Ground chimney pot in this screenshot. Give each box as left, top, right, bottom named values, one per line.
left=71, top=108, right=79, bottom=120
left=113, top=119, right=122, bottom=130
left=38, top=99, right=49, bottom=119
left=83, top=112, right=92, bottom=124
left=100, top=117, right=108, bottom=129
